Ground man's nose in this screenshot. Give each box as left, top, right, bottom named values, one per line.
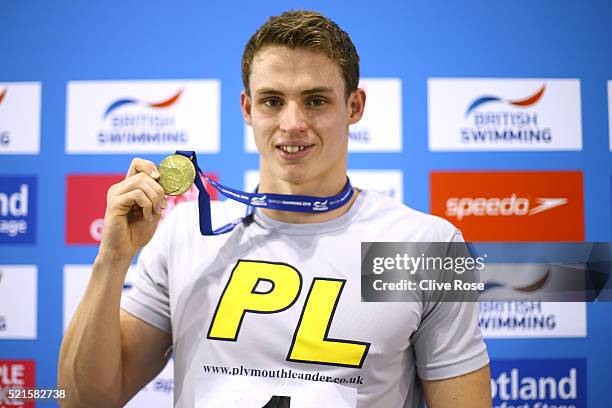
left=279, top=101, right=307, bottom=134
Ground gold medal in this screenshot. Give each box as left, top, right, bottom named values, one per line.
left=158, top=154, right=196, bottom=196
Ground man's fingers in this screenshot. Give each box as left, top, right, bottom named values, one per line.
left=112, top=173, right=165, bottom=213
left=113, top=189, right=154, bottom=221
left=136, top=178, right=164, bottom=215
left=107, top=157, right=168, bottom=221
left=126, top=158, right=160, bottom=180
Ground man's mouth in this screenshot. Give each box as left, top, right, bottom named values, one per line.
left=276, top=144, right=315, bottom=159
left=279, top=145, right=306, bottom=153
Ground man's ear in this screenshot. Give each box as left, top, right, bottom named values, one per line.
left=347, top=88, right=366, bottom=125
left=240, top=91, right=253, bottom=126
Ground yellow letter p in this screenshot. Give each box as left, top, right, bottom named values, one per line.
left=207, top=260, right=302, bottom=341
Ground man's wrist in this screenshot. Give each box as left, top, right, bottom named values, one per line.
left=93, top=252, right=134, bottom=276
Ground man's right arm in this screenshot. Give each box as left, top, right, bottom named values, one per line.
left=58, top=159, right=171, bottom=407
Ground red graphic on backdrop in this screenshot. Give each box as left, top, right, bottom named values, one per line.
left=66, top=173, right=218, bottom=244
left=430, top=171, right=584, bottom=242
left=0, top=360, right=35, bottom=408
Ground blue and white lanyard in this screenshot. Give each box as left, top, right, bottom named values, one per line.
left=175, top=151, right=354, bottom=235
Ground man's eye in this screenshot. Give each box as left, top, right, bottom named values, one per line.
left=263, top=98, right=282, bottom=107
left=307, top=97, right=327, bottom=107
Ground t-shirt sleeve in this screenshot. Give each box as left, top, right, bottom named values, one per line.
left=120, top=212, right=174, bottom=334
left=411, top=229, right=489, bottom=380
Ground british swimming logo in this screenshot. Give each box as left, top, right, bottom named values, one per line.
left=98, top=87, right=186, bottom=147
left=66, top=80, right=220, bottom=153
left=465, top=84, right=546, bottom=116
left=428, top=79, right=582, bottom=151
left=102, top=89, right=183, bottom=119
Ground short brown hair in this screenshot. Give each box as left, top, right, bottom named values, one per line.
left=241, top=10, right=360, bottom=99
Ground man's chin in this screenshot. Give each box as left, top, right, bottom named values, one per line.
left=279, top=173, right=310, bottom=186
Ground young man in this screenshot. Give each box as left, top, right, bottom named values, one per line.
left=59, top=10, right=491, bottom=408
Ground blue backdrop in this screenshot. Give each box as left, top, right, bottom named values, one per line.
left=1, top=1, right=611, bottom=406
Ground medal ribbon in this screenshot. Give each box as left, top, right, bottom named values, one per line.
left=175, top=150, right=354, bottom=235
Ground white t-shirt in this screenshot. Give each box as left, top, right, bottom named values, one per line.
left=121, top=190, right=489, bottom=408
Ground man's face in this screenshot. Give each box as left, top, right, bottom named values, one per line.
left=241, top=46, right=365, bottom=190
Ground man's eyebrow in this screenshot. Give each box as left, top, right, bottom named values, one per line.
left=301, top=87, right=334, bottom=95
left=255, top=88, right=284, bottom=96
left=254, top=87, right=335, bottom=96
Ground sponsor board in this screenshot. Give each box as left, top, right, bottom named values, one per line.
left=0, top=266, right=37, bottom=339
left=63, top=265, right=173, bottom=407
left=243, top=170, right=403, bottom=202
left=63, top=264, right=136, bottom=332
left=490, top=358, right=586, bottom=408
left=0, top=83, right=41, bottom=154
left=126, top=359, right=173, bottom=408
left=428, top=78, right=582, bottom=151
left=0, top=360, right=36, bottom=408
left=244, top=78, right=402, bottom=153
left=430, top=171, right=584, bottom=241
left=479, top=301, right=586, bottom=338
left=66, top=173, right=218, bottom=244
left=345, top=170, right=403, bottom=201
left=66, top=80, right=220, bottom=153
left=65, top=174, right=123, bottom=244
left=476, top=247, right=587, bottom=338
left=0, top=176, right=37, bottom=244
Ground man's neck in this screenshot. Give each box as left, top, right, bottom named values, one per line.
left=257, top=176, right=359, bottom=224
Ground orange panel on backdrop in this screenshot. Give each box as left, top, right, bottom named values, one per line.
left=430, top=171, right=584, bottom=242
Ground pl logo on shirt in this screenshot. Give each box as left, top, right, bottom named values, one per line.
left=66, top=80, right=220, bottom=154
left=0, top=176, right=37, bottom=244
left=490, top=359, right=586, bottom=408
left=428, top=78, right=582, bottom=151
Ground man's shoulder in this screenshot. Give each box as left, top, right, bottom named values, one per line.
left=358, top=190, right=461, bottom=242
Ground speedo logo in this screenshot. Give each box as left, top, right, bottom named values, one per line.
left=313, top=200, right=329, bottom=211
left=446, top=195, right=568, bottom=221
left=250, top=196, right=267, bottom=207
